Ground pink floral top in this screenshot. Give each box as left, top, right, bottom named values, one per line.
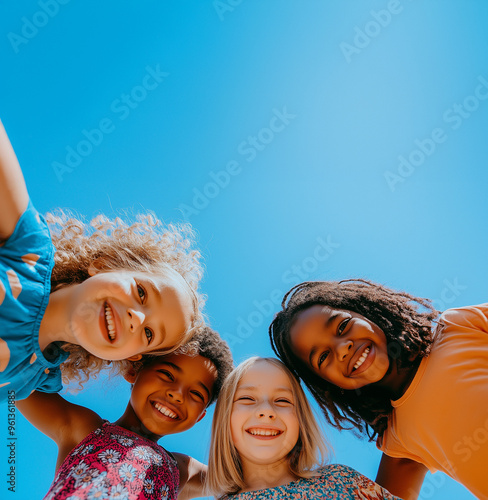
left=43, top=421, right=179, bottom=500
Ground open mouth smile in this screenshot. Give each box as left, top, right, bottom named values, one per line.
left=348, top=343, right=376, bottom=377
left=152, top=401, right=179, bottom=420
left=353, top=346, right=370, bottom=371
left=246, top=427, right=283, bottom=437
left=104, top=302, right=116, bottom=341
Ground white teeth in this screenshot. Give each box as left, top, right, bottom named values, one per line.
left=353, top=347, right=370, bottom=370
left=104, top=304, right=116, bottom=340
left=248, top=428, right=280, bottom=436
left=154, top=403, right=177, bottom=419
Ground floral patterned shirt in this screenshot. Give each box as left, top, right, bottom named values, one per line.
left=222, top=464, right=400, bottom=499
left=43, top=421, right=179, bottom=500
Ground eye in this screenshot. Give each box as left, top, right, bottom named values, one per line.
left=190, top=390, right=205, bottom=403
left=318, top=350, right=329, bottom=368
left=275, top=398, right=293, bottom=405
left=137, top=283, right=147, bottom=303
left=235, top=396, right=255, bottom=403
left=337, top=317, right=351, bottom=336
left=157, top=369, right=174, bottom=381
left=144, top=327, right=154, bottom=344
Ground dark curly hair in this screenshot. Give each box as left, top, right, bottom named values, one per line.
left=269, top=279, right=438, bottom=440
left=136, top=326, right=234, bottom=405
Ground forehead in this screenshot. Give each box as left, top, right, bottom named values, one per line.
left=291, top=305, right=352, bottom=330
left=153, top=353, right=217, bottom=387
left=135, top=270, right=191, bottom=298
left=237, top=361, right=293, bottom=392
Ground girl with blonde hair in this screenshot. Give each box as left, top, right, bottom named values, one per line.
left=207, top=357, right=399, bottom=499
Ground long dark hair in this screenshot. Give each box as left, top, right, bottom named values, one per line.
left=269, top=279, right=438, bottom=439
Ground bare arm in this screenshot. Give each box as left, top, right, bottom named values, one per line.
left=16, top=391, right=102, bottom=469
left=0, top=121, right=29, bottom=240
left=172, top=452, right=207, bottom=500
left=376, top=453, right=428, bottom=500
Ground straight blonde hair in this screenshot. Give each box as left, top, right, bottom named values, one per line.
left=206, top=357, right=329, bottom=498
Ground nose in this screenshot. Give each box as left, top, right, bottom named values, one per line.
left=256, top=401, right=276, bottom=420
left=127, top=308, right=145, bottom=332
left=167, top=387, right=183, bottom=404
left=336, top=339, right=353, bottom=361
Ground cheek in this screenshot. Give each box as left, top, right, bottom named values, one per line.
left=320, top=366, right=338, bottom=384
left=372, top=351, right=390, bottom=377
left=230, top=411, right=244, bottom=438
left=188, top=400, right=205, bottom=417
left=281, top=408, right=299, bottom=428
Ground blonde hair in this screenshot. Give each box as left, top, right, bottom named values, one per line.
left=207, top=357, right=329, bottom=497
left=46, top=210, right=204, bottom=389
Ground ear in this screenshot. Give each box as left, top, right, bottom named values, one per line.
left=127, top=354, right=142, bottom=361
left=87, top=257, right=108, bottom=277
left=196, top=410, right=206, bottom=423
left=123, top=366, right=138, bottom=384
left=88, top=261, right=101, bottom=277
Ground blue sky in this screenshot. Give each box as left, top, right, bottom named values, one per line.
left=1, top=1, right=487, bottom=498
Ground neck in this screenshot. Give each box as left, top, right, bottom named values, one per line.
left=38, top=285, right=78, bottom=351
left=378, top=356, right=422, bottom=399
left=115, top=403, right=162, bottom=443
left=240, top=457, right=296, bottom=493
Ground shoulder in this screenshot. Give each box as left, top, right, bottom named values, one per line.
left=313, top=463, right=359, bottom=479
left=436, top=303, right=488, bottom=337
left=313, top=464, right=400, bottom=499
left=171, top=452, right=207, bottom=500
left=0, top=199, right=54, bottom=307
left=1, top=200, right=51, bottom=250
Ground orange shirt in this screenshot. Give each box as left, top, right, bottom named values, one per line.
left=377, top=304, right=488, bottom=499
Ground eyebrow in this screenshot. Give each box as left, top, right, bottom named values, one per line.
left=157, top=361, right=181, bottom=372
left=147, top=279, right=167, bottom=344
left=325, top=311, right=341, bottom=328
left=236, top=385, right=293, bottom=394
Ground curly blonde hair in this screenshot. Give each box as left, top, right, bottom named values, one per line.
left=46, top=210, right=204, bottom=390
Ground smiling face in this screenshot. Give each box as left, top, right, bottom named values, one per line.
left=230, top=360, right=300, bottom=468
left=65, top=267, right=194, bottom=360
left=289, top=305, right=390, bottom=390
left=121, top=353, right=217, bottom=441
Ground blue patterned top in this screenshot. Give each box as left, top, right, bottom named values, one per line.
left=0, top=201, right=68, bottom=401
left=223, top=464, right=400, bottom=499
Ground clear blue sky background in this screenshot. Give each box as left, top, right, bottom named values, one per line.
left=1, top=1, right=487, bottom=498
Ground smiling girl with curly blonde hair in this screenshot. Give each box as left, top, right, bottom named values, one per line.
left=0, top=120, right=203, bottom=401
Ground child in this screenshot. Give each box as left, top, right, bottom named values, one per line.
left=269, top=279, right=488, bottom=499
left=0, top=120, right=203, bottom=401
left=16, top=326, right=234, bottom=499
left=206, top=356, right=400, bottom=499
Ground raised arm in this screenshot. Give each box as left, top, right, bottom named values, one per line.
left=172, top=452, right=207, bottom=500
left=16, top=391, right=102, bottom=469
left=376, top=453, right=428, bottom=500
left=0, top=120, right=29, bottom=240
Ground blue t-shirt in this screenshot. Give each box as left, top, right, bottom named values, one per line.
left=0, top=201, right=68, bottom=401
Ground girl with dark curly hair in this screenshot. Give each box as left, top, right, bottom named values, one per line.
left=269, top=279, right=488, bottom=499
